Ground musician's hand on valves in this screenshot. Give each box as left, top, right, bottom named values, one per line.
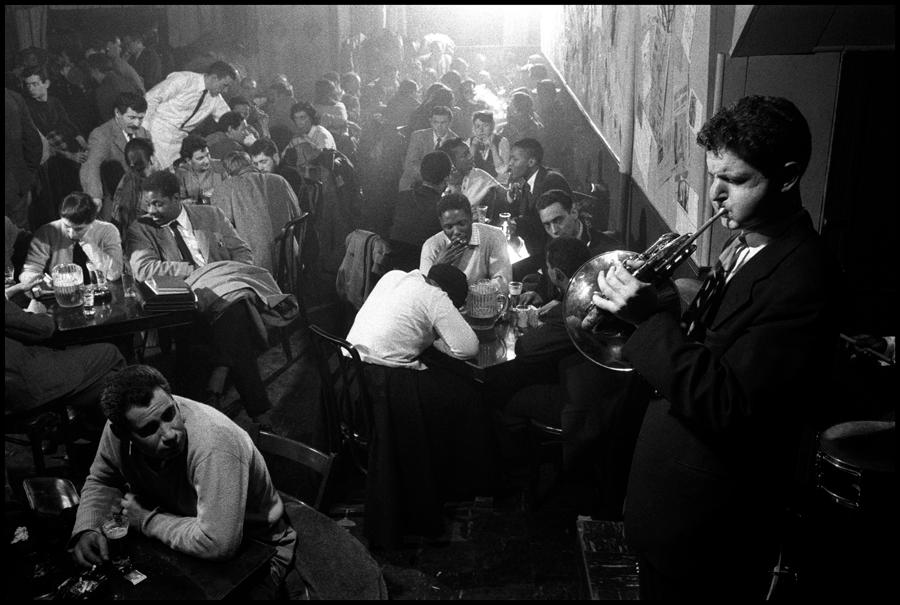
left=593, top=259, right=660, bottom=326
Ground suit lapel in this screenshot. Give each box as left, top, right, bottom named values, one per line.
left=113, top=123, right=128, bottom=156
left=711, top=214, right=812, bottom=329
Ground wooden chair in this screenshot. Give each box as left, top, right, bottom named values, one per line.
left=251, top=427, right=335, bottom=511
left=307, top=324, right=373, bottom=475
left=271, top=213, right=311, bottom=365
left=5, top=380, right=74, bottom=475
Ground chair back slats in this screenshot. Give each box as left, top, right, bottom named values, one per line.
left=255, top=429, right=335, bottom=510
left=308, top=324, right=373, bottom=472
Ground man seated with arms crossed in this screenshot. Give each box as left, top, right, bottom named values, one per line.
left=593, top=96, right=837, bottom=598
left=439, top=137, right=507, bottom=220
left=127, top=171, right=272, bottom=420
left=69, top=364, right=299, bottom=599
left=519, top=188, right=621, bottom=308
left=420, top=193, right=512, bottom=290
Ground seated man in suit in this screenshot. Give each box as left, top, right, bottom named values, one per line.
left=387, top=151, right=451, bottom=272
left=419, top=193, right=512, bottom=290
left=20, top=192, right=124, bottom=286
left=174, top=134, right=227, bottom=202
left=399, top=105, right=457, bottom=191
left=127, top=170, right=271, bottom=420
left=248, top=138, right=306, bottom=212
left=519, top=188, right=622, bottom=307
left=506, top=138, right=571, bottom=280
left=205, top=111, right=254, bottom=160
left=80, top=92, right=150, bottom=217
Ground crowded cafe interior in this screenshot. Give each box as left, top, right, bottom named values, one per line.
left=4, top=4, right=896, bottom=600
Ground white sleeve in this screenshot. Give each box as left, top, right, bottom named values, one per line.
left=430, top=292, right=478, bottom=359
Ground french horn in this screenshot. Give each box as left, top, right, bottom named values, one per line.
left=563, top=208, right=726, bottom=370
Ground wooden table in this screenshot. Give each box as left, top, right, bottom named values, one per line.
left=44, top=280, right=198, bottom=386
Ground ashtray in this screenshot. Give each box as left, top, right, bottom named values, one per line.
left=23, top=477, right=80, bottom=516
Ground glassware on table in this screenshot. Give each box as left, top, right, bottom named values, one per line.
left=51, top=263, right=84, bottom=307
left=82, top=285, right=95, bottom=317
left=92, top=257, right=112, bottom=304
left=465, top=279, right=509, bottom=331
left=101, top=509, right=129, bottom=560
left=121, top=269, right=137, bottom=298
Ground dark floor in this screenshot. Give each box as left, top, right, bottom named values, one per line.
left=4, top=272, right=640, bottom=600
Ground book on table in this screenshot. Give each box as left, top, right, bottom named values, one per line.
left=136, top=275, right=197, bottom=312
left=145, top=275, right=192, bottom=295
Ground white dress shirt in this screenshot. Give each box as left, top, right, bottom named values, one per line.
left=346, top=270, right=479, bottom=370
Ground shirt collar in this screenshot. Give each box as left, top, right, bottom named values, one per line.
left=526, top=169, right=539, bottom=190
left=165, top=205, right=191, bottom=231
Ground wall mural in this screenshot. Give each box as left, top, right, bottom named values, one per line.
left=543, top=5, right=712, bottom=261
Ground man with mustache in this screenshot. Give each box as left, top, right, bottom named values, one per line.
left=80, top=92, right=150, bottom=217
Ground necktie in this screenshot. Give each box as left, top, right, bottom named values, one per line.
left=682, top=235, right=748, bottom=340
left=434, top=136, right=442, bottom=150
left=72, top=241, right=92, bottom=284
left=169, top=220, right=196, bottom=267
left=180, top=89, right=208, bottom=131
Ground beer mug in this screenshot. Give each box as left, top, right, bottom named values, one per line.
left=465, top=279, right=509, bottom=330
left=51, top=263, right=84, bottom=308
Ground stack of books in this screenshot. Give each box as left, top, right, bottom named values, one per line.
left=135, top=275, right=198, bottom=312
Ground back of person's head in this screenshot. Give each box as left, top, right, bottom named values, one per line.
left=341, top=71, right=361, bottom=93
left=536, top=79, right=557, bottom=98
left=269, top=80, right=292, bottom=99
left=428, top=87, right=454, bottom=109
left=59, top=192, right=98, bottom=225
left=206, top=60, right=238, bottom=81
left=438, top=137, right=467, bottom=157
left=437, top=192, right=472, bottom=218
left=427, top=263, right=468, bottom=308
left=217, top=110, right=244, bottom=133
left=697, top=95, right=812, bottom=179
left=536, top=188, right=574, bottom=213
left=114, top=91, right=148, bottom=114
left=509, top=91, right=534, bottom=115
left=223, top=150, right=252, bottom=176
left=290, top=101, right=319, bottom=124
left=249, top=137, right=278, bottom=159
left=398, top=78, right=419, bottom=96
left=529, top=63, right=549, bottom=81
left=472, top=110, right=494, bottom=125
left=180, top=134, right=208, bottom=160
left=322, top=71, right=341, bottom=86
left=512, top=138, right=544, bottom=164
left=100, top=364, right=172, bottom=436
left=86, top=53, right=113, bottom=74
left=21, top=65, right=49, bottom=83
left=546, top=235, right=590, bottom=280
left=450, top=56, right=469, bottom=74
left=140, top=170, right=180, bottom=198
left=440, top=69, right=462, bottom=92
left=314, top=79, right=340, bottom=104
left=431, top=105, right=453, bottom=120
left=124, top=137, right=154, bottom=172
left=420, top=151, right=453, bottom=184
left=230, top=95, right=250, bottom=109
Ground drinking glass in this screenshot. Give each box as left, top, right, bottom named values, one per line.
left=101, top=510, right=129, bottom=560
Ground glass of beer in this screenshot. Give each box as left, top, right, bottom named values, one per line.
left=52, top=263, right=84, bottom=308
left=101, top=510, right=129, bottom=561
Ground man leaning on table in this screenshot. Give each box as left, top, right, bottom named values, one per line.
left=69, top=364, right=300, bottom=598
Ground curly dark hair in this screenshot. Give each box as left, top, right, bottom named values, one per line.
left=697, top=95, right=811, bottom=179
left=100, top=364, right=172, bottom=431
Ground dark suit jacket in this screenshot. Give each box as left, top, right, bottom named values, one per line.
left=126, top=203, right=253, bottom=282
left=514, top=166, right=572, bottom=273
left=5, top=89, right=43, bottom=211
left=130, top=47, right=162, bottom=89
left=622, top=210, right=837, bottom=580
left=80, top=118, right=150, bottom=201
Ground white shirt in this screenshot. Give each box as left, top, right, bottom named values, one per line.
left=448, top=167, right=504, bottom=207
left=346, top=270, right=479, bottom=370
left=419, top=222, right=512, bottom=289
left=287, top=124, right=336, bottom=153
left=142, top=71, right=231, bottom=170
left=165, top=206, right=206, bottom=267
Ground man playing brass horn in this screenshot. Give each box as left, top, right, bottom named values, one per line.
left=593, top=96, right=837, bottom=598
